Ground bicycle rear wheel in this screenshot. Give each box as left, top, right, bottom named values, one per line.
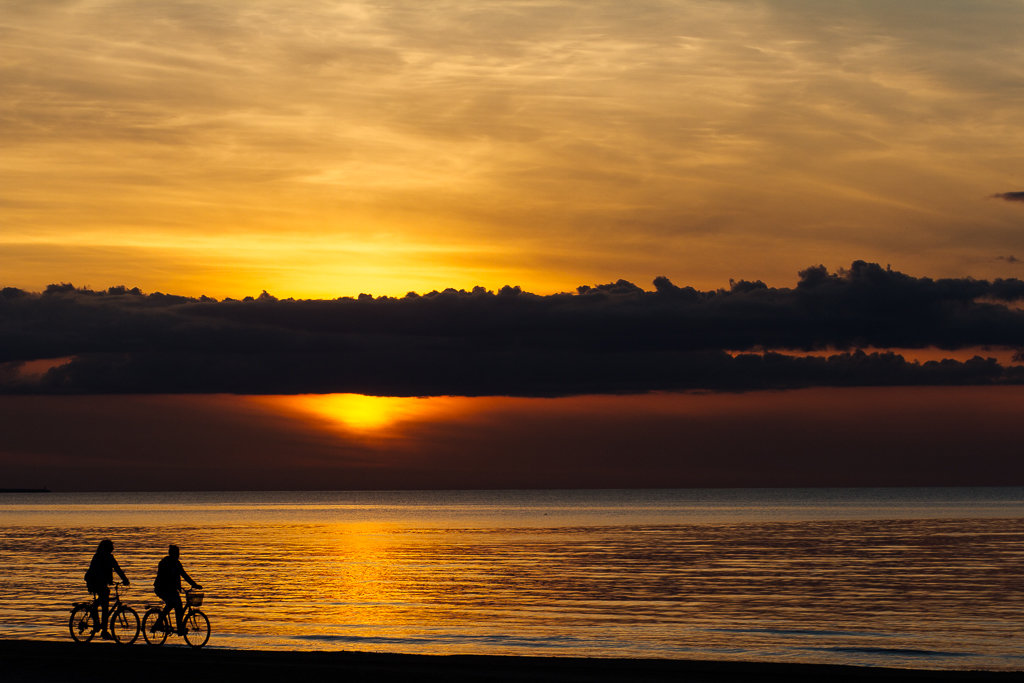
left=69, top=604, right=97, bottom=643
left=142, top=608, right=169, bottom=646
left=182, top=610, right=210, bottom=648
left=110, top=605, right=140, bottom=645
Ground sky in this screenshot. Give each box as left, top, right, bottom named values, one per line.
left=4, top=2, right=1024, bottom=490
left=4, top=389, right=1024, bottom=491
left=3, top=1, right=1024, bottom=298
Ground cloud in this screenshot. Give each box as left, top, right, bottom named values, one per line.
left=992, top=192, right=1024, bottom=203
left=7, top=1, right=1024, bottom=297
left=3, top=261, right=1024, bottom=395
left=997, top=255, right=1021, bottom=263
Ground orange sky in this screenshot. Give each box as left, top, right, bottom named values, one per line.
left=4, top=2, right=1024, bottom=298
left=4, top=5, right=1024, bottom=494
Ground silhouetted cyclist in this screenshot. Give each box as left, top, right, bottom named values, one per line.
left=153, top=544, right=202, bottom=636
left=84, top=539, right=130, bottom=639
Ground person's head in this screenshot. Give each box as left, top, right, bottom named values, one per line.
left=98, top=539, right=113, bottom=554
left=168, top=544, right=180, bottom=559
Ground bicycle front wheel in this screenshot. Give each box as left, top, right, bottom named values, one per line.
left=110, top=606, right=140, bottom=645
left=182, top=610, right=210, bottom=648
left=142, top=608, right=169, bottom=646
left=69, top=604, right=97, bottom=643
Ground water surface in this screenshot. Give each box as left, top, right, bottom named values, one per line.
left=2, top=488, right=1024, bottom=670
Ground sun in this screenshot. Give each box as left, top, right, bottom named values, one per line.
left=264, top=394, right=441, bottom=434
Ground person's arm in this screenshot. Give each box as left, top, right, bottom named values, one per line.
left=179, top=564, right=201, bottom=590
left=112, top=557, right=130, bottom=586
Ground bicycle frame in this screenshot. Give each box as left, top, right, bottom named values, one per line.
left=70, top=581, right=126, bottom=625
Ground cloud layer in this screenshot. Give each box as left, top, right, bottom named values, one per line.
left=3, top=261, right=1024, bottom=395
left=4, top=2, right=1024, bottom=296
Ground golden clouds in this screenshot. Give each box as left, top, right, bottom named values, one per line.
left=4, top=2, right=1024, bottom=297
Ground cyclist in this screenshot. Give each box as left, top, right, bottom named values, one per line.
left=153, top=544, right=202, bottom=636
left=84, top=539, right=130, bottom=639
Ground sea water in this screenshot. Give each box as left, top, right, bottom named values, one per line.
left=2, top=488, right=1024, bottom=670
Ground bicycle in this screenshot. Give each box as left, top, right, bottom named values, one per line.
left=142, top=588, right=210, bottom=648
left=69, top=581, right=140, bottom=644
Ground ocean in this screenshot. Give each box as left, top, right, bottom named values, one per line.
left=2, top=488, right=1024, bottom=670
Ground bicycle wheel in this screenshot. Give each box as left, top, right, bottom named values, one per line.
left=182, top=610, right=210, bottom=648
left=142, top=608, right=169, bottom=646
left=110, top=605, right=140, bottom=645
left=69, top=604, right=97, bottom=643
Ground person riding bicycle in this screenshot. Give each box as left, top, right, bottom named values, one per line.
left=153, top=544, right=202, bottom=636
left=84, top=539, right=130, bottom=640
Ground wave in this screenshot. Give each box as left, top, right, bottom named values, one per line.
left=295, top=633, right=589, bottom=648
left=813, top=646, right=973, bottom=658
left=707, top=627, right=885, bottom=638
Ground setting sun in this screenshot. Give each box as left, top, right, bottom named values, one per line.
left=262, top=394, right=446, bottom=435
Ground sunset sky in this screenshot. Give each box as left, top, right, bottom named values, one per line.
left=4, top=2, right=1024, bottom=491
left=5, top=388, right=1024, bottom=491
left=4, top=1, right=1024, bottom=298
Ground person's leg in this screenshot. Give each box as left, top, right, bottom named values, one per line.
left=158, top=591, right=184, bottom=633
left=172, top=594, right=185, bottom=634
left=158, top=602, right=170, bottom=627
left=88, top=590, right=100, bottom=632
left=157, top=591, right=174, bottom=629
left=96, top=587, right=111, bottom=634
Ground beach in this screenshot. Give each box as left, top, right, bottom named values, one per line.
left=4, top=639, right=1023, bottom=683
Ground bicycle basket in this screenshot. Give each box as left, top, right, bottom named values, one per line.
left=186, top=591, right=204, bottom=606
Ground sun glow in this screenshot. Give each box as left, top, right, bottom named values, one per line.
left=262, top=394, right=447, bottom=435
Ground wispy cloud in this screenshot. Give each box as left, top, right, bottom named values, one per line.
left=5, top=2, right=1024, bottom=295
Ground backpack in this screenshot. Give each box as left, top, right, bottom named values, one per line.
left=84, top=566, right=100, bottom=590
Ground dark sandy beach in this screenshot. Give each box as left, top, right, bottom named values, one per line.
left=3, top=639, right=1022, bottom=683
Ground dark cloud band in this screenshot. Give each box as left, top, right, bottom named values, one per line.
left=3, top=260, right=1024, bottom=394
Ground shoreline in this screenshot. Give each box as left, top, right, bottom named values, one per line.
left=3, top=639, right=1021, bottom=682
